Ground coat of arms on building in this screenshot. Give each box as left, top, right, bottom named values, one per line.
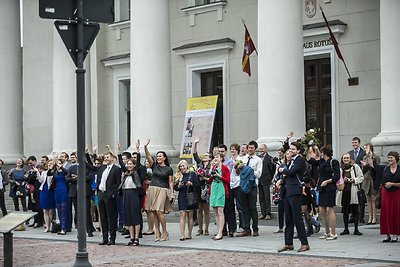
left=305, top=0, right=317, bottom=18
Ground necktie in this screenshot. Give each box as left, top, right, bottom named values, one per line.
left=354, top=150, right=358, bottom=160
left=246, top=157, right=252, bottom=166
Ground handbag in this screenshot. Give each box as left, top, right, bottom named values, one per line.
left=185, top=173, right=198, bottom=209
left=375, top=186, right=381, bottom=209
left=330, top=159, right=344, bottom=191
left=357, top=185, right=367, bottom=206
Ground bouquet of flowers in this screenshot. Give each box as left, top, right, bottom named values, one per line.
left=298, top=128, right=321, bottom=155
left=195, top=168, right=206, bottom=177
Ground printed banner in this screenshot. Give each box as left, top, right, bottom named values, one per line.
left=179, top=95, right=218, bottom=158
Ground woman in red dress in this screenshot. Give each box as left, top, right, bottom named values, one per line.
left=367, top=151, right=400, bottom=243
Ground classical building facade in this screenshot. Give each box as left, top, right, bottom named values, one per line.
left=1, top=0, right=399, bottom=163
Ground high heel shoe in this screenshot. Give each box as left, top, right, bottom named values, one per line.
left=43, top=228, right=50, bottom=233
left=154, top=233, right=160, bottom=242
left=160, top=232, right=169, bottom=241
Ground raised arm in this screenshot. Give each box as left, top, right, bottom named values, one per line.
left=193, top=137, right=202, bottom=164
left=144, top=139, right=154, bottom=167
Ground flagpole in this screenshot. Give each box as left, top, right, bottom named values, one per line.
left=241, top=18, right=258, bottom=55
left=319, top=6, right=351, bottom=79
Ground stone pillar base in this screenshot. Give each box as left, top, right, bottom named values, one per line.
left=371, top=132, right=400, bottom=161
left=0, top=154, right=26, bottom=164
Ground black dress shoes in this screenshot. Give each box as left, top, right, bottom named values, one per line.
left=99, top=240, right=108, bottom=245
left=107, top=240, right=116, bottom=245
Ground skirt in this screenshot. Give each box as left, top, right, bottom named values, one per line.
left=123, top=189, right=142, bottom=226
left=319, top=190, right=336, bottom=207
left=40, top=182, right=56, bottom=210
left=145, top=186, right=172, bottom=214
left=380, top=188, right=400, bottom=235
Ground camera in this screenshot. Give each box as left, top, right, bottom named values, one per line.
left=211, top=169, right=217, bottom=176
left=273, top=197, right=282, bottom=205
left=346, top=178, right=352, bottom=182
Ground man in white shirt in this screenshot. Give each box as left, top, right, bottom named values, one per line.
left=230, top=143, right=244, bottom=232
left=237, top=140, right=262, bottom=237
left=240, top=144, right=248, bottom=158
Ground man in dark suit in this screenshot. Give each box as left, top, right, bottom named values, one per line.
left=97, top=152, right=122, bottom=245
left=348, top=136, right=367, bottom=223
left=66, top=152, right=78, bottom=228
left=348, top=137, right=366, bottom=165
left=0, top=159, right=9, bottom=216
left=277, top=142, right=310, bottom=253
left=258, top=144, right=275, bottom=220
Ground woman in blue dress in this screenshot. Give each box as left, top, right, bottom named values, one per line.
left=174, top=160, right=199, bottom=241
left=38, top=161, right=56, bottom=233
left=8, top=158, right=28, bottom=211
left=48, top=159, right=70, bottom=235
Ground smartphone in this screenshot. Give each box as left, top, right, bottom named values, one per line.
left=170, top=198, right=174, bottom=205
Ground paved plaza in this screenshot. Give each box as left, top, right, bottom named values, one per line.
left=2, top=218, right=399, bottom=267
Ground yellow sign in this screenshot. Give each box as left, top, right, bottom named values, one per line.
left=186, top=95, right=218, bottom=111
left=180, top=96, right=218, bottom=158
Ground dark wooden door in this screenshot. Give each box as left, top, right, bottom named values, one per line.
left=201, top=70, right=223, bottom=150
left=304, top=58, right=332, bottom=146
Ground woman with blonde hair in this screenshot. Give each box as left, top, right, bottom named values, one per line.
left=174, top=160, right=199, bottom=240
left=38, top=162, right=55, bottom=233
left=361, top=143, right=380, bottom=224
left=336, top=153, right=364, bottom=236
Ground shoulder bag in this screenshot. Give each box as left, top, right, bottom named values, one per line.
left=186, top=173, right=198, bottom=209
left=330, top=159, right=344, bottom=191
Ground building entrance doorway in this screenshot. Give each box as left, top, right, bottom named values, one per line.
left=201, top=70, right=223, bottom=150
left=304, top=58, right=332, bottom=145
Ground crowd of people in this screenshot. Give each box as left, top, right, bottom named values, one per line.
left=0, top=133, right=399, bottom=249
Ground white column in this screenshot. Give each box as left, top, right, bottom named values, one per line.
left=129, top=0, right=177, bottom=155
left=0, top=0, right=23, bottom=163
left=257, top=0, right=306, bottom=151
left=371, top=0, right=400, bottom=153
left=52, top=28, right=77, bottom=154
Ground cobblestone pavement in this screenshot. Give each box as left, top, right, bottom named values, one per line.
left=0, top=238, right=387, bottom=267
left=2, top=220, right=400, bottom=267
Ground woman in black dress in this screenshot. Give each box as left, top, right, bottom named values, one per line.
left=119, top=158, right=143, bottom=246
left=307, top=145, right=340, bottom=240
left=174, top=160, right=199, bottom=240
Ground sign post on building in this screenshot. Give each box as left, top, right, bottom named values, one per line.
left=39, top=1, right=114, bottom=266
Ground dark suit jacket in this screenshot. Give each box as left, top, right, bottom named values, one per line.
left=96, top=165, right=121, bottom=199
left=282, top=155, right=306, bottom=197
left=348, top=148, right=366, bottom=165
left=259, top=153, right=275, bottom=186
left=66, top=165, right=78, bottom=198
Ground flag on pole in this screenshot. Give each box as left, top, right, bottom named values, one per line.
left=242, top=24, right=256, bottom=76
left=320, top=7, right=343, bottom=61
left=320, top=6, right=354, bottom=81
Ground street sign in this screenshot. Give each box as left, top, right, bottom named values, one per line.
left=39, top=0, right=114, bottom=23
left=54, top=20, right=100, bottom=67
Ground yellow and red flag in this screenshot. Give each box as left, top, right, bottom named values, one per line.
left=242, top=25, right=256, bottom=76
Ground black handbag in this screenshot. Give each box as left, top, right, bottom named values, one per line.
left=375, top=186, right=381, bottom=209
left=186, top=174, right=198, bottom=209
left=357, top=186, right=367, bottom=207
